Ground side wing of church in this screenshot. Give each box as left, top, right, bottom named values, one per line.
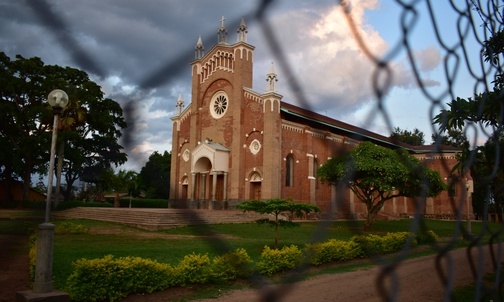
left=169, top=17, right=471, bottom=219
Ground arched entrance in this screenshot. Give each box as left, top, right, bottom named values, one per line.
left=189, top=141, right=230, bottom=209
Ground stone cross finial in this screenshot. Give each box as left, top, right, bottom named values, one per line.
left=220, top=16, right=226, bottom=27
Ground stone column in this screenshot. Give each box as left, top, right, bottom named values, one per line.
left=201, top=173, right=207, bottom=209
left=210, top=171, right=218, bottom=209
left=189, top=172, right=197, bottom=208
left=223, top=172, right=228, bottom=208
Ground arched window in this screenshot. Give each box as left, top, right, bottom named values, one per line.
left=286, top=155, right=294, bottom=187
left=314, top=158, right=319, bottom=189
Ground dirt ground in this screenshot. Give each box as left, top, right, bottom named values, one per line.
left=0, top=235, right=30, bottom=302
left=1, top=234, right=499, bottom=302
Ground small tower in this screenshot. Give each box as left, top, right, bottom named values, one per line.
left=175, top=92, right=184, bottom=115
left=266, top=62, right=278, bottom=92
left=195, top=35, right=204, bottom=60
left=237, top=16, right=248, bottom=42
left=217, top=16, right=228, bottom=44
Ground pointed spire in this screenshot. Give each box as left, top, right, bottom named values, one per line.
left=237, top=16, right=248, bottom=42
left=195, top=35, right=204, bottom=59
left=217, top=16, right=228, bottom=44
left=266, top=62, right=278, bottom=92
left=176, top=92, right=184, bottom=115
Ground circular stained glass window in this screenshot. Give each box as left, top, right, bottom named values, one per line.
left=210, top=92, right=228, bottom=119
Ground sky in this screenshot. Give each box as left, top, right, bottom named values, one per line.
left=0, top=0, right=495, bottom=173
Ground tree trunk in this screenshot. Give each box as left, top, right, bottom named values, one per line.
left=274, top=223, right=279, bottom=250
left=114, top=193, right=120, bottom=208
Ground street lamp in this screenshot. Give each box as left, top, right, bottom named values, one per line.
left=33, top=89, right=68, bottom=293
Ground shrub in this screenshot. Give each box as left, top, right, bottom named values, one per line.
left=416, top=229, right=438, bottom=244
left=304, top=239, right=362, bottom=265
left=351, top=232, right=413, bottom=257
left=257, top=245, right=303, bottom=276
left=211, top=248, right=254, bottom=282
left=65, top=255, right=176, bottom=302
left=174, top=253, right=212, bottom=286
left=55, top=222, right=90, bottom=234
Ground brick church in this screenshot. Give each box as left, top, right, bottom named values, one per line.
left=169, top=17, right=471, bottom=219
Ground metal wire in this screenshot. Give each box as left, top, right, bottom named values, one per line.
left=22, top=0, right=504, bottom=300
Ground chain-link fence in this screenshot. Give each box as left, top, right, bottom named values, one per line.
left=21, top=0, right=504, bottom=301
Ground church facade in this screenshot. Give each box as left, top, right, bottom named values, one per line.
left=169, top=17, right=471, bottom=219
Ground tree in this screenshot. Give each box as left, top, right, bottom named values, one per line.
left=236, top=198, right=320, bottom=249
left=433, top=28, right=504, bottom=214
left=390, top=127, right=425, bottom=146
left=98, top=168, right=137, bottom=207
left=138, top=151, right=171, bottom=199
left=0, top=52, right=127, bottom=205
left=431, top=129, right=469, bottom=148
left=318, top=142, right=445, bottom=229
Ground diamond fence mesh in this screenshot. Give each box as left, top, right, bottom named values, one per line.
left=24, top=0, right=504, bottom=301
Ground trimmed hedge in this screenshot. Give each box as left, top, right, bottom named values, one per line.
left=305, top=239, right=361, bottom=265
left=257, top=245, right=303, bottom=276
left=58, top=230, right=437, bottom=301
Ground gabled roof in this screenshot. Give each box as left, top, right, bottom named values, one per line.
left=279, top=101, right=460, bottom=154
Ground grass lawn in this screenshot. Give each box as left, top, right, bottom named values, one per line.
left=1, top=212, right=502, bottom=295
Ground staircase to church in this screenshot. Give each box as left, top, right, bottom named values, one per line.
left=52, top=207, right=269, bottom=230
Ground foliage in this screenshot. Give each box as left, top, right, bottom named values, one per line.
left=99, top=168, right=138, bottom=207
left=55, top=222, right=90, bottom=234
left=304, top=239, right=361, bottom=266
left=138, top=151, right=171, bottom=199
left=415, top=229, right=438, bottom=245
left=350, top=232, right=415, bottom=257
left=66, top=255, right=176, bottom=302
left=390, top=127, right=425, bottom=145
left=257, top=245, right=303, bottom=276
left=175, top=253, right=212, bottom=285
left=236, top=198, right=320, bottom=249
left=65, top=248, right=253, bottom=301
left=211, top=248, right=254, bottom=282
left=0, top=52, right=127, bottom=205
left=318, top=142, right=446, bottom=229
left=433, top=29, right=504, bottom=214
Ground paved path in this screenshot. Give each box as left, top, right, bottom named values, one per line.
left=194, top=245, right=500, bottom=302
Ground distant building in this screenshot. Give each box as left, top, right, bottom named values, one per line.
left=169, top=17, right=471, bottom=219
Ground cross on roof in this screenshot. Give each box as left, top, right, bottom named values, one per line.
left=220, top=16, right=226, bottom=27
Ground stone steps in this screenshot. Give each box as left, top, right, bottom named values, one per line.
left=52, top=207, right=268, bottom=230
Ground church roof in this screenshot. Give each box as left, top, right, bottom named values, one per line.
left=279, top=101, right=460, bottom=155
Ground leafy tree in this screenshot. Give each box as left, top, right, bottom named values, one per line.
left=138, top=151, right=171, bottom=199
left=236, top=198, right=320, bottom=249
left=0, top=52, right=127, bottom=205
left=431, top=129, right=469, bottom=148
left=318, top=141, right=445, bottom=229
left=433, top=28, right=504, bottom=214
left=390, top=127, right=425, bottom=146
left=97, top=168, right=137, bottom=207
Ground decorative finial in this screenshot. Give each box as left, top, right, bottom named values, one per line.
left=176, top=92, right=184, bottom=115
left=266, top=62, right=278, bottom=92
left=237, top=16, right=248, bottom=42
left=195, top=35, right=204, bottom=59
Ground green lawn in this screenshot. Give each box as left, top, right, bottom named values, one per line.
left=2, top=214, right=502, bottom=294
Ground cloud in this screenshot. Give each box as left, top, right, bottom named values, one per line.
left=252, top=0, right=442, bottom=117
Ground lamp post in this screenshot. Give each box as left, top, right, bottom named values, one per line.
left=33, top=89, right=68, bottom=293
